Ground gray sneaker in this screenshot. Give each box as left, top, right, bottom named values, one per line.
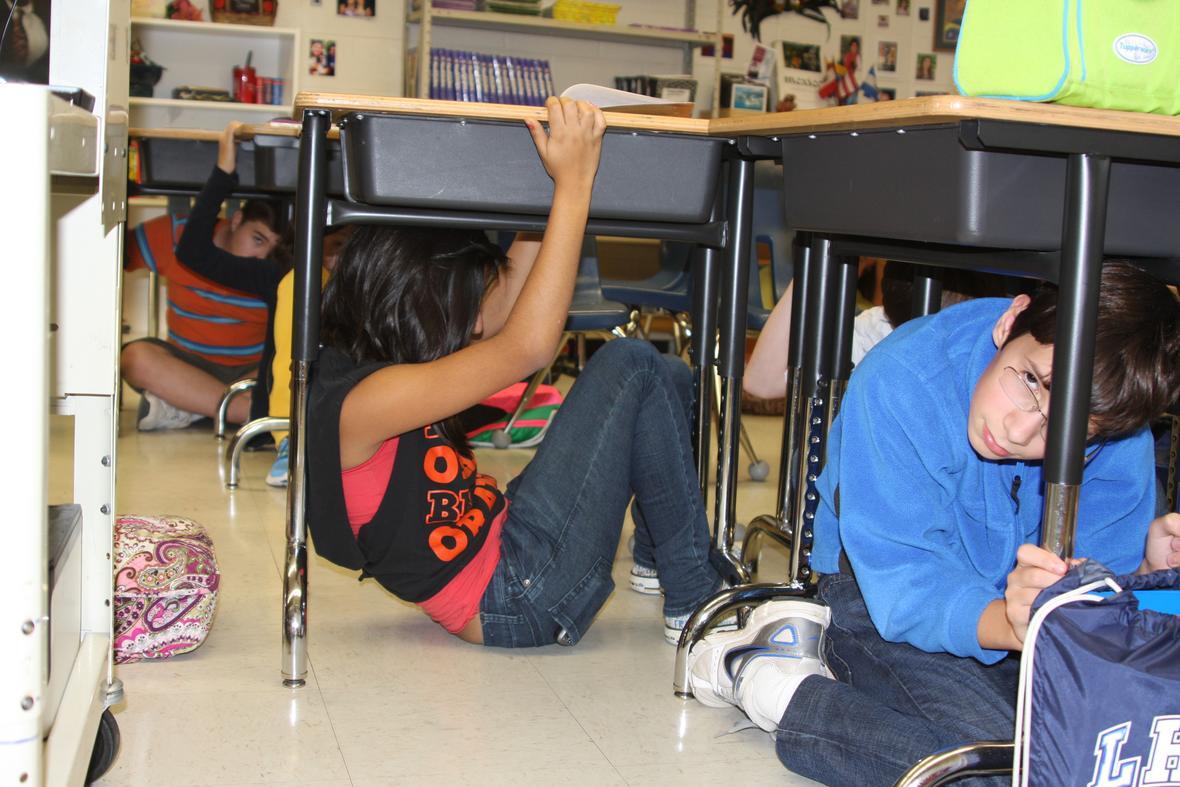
left=629, top=563, right=661, bottom=595
left=687, top=598, right=832, bottom=708
left=137, top=392, right=202, bottom=432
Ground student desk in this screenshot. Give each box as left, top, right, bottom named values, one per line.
left=279, top=92, right=760, bottom=686
left=673, top=96, right=1180, bottom=700
left=127, top=123, right=345, bottom=199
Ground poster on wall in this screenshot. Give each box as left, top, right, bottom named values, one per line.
left=878, top=41, right=897, bottom=72
left=778, top=40, right=824, bottom=109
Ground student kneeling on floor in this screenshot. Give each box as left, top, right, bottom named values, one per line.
left=687, top=262, right=1180, bottom=786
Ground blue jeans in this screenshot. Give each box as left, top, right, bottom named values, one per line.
left=775, top=573, right=1019, bottom=787
left=480, top=339, right=722, bottom=647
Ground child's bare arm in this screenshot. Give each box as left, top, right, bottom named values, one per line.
left=476, top=232, right=544, bottom=341
left=744, top=282, right=794, bottom=399
left=340, top=98, right=604, bottom=467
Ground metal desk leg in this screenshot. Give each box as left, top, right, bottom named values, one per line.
left=1042, top=152, right=1110, bottom=559
left=786, top=237, right=843, bottom=587
left=691, top=242, right=720, bottom=505
left=282, top=109, right=329, bottom=688
left=712, top=155, right=756, bottom=582
left=898, top=153, right=1112, bottom=787
left=743, top=235, right=812, bottom=574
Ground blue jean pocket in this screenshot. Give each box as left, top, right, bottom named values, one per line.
left=546, top=556, right=615, bottom=646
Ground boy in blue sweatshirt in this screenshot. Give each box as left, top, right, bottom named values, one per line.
left=687, top=262, right=1180, bottom=786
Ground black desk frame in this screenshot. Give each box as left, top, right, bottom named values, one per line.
left=283, top=108, right=761, bottom=687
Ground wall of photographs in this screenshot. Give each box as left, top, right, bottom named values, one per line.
left=689, top=0, right=960, bottom=111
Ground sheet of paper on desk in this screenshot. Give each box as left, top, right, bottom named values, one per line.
left=560, top=84, right=694, bottom=117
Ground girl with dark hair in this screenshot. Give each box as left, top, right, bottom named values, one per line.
left=306, top=97, right=725, bottom=647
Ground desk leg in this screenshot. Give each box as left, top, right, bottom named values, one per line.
left=282, top=110, right=330, bottom=688
left=691, top=243, right=720, bottom=505
left=1041, top=153, right=1110, bottom=559
left=788, top=237, right=844, bottom=586
left=776, top=235, right=812, bottom=523
left=714, top=156, right=756, bottom=580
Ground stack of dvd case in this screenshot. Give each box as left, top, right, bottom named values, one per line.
left=429, top=48, right=556, bottom=104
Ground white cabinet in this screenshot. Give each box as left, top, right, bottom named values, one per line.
left=129, top=17, right=300, bottom=129
left=405, top=2, right=723, bottom=115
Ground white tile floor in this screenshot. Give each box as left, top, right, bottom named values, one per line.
left=85, top=393, right=819, bottom=786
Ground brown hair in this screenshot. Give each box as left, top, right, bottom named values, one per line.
left=1005, top=261, right=1180, bottom=438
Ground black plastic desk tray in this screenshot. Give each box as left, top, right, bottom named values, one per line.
left=781, top=125, right=1180, bottom=257
left=135, top=137, right=257, bottom=191
left=339, top=113, right=725, bottom=223
left=253, top=135, right=346, bottom=196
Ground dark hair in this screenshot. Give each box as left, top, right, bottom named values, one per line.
left=237, top=199, right=283, bottom=234
left=1005, top=261, right=1180, bottom=438
left=881, top=262, right=1022, bottom=328
left=320, top=225, right=508, bottom=450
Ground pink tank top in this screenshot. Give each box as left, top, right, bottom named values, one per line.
left=342, top=437, right=505, bottom=634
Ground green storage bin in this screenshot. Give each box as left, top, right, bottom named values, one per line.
left=954, top=0, right=1180, bottom=115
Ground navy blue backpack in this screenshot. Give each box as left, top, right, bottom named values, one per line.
left=1014, top=562, right=1180, bottom=787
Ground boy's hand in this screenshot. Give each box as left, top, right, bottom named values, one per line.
left=524, top=96, right=605, bottom=191
left=1004, top=544, right=1068, bottom=642
left=1140, top=512, right=1180, bottom=574
left=217, top=121, right=244, bottom=174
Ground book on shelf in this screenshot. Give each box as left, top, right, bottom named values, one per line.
left=427, top=48, right=553, bottom=105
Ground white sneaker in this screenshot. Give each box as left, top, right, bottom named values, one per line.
left=137, top=392, right=202, bottom=432
left=687, top=598, right=832, bottom=711
left=664, top=605, right=739, bottom=646
left=629, top=563, right=661, bottom=595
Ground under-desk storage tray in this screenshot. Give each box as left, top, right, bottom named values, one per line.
left=253, top=135, right=346, bottom=196
left=780, top=125, right=1180, bottom=257
left=133, top=138, right=257, bottom=191
left=339, top=113, right=725, bottom=223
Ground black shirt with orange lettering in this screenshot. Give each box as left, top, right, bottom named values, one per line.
left=306, top=347, right=505, bottom=602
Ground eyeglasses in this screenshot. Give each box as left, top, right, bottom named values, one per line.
left=1000, top=366, right=1049, bottom=439
left=998, top=365, right=1107, bottom=464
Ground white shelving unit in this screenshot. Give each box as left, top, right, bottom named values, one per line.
left=129, top=17, right=300, bottom=129
left=405, top=3, right=723, bottom=115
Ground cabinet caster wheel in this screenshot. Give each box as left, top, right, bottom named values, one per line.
left=491, top=429, right=512, bottom=449
left=748, top=460, right=770, bottom=482
left=85, top=709, right=120, bottom=784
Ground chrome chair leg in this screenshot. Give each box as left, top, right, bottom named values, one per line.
left=215, top=378, right=256, bottom=439
left=893, top=742, right=1015, bottom=787
left=740, top=513, right=794, bottom=577
left=225, top=416, right=289, bottom=488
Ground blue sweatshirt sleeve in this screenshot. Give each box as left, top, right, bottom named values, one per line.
left=831, top=356, right=1008, bottom=664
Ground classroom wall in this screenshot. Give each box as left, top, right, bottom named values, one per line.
left=275, top=0, right=407, bottom=98
left=690, top=0, right=957, bottom=111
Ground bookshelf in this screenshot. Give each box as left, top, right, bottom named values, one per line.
left=128, top=17, right=300, bottom=129
left=405, top=2, right=723, bottom=115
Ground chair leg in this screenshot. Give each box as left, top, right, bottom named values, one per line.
left=224, top=416, right=289, bottom=488
left=491, top=333, right=570, bottom=450
left=740, top=513, right=794, bottom=577
left=215, top=378, right=257, bottom=440
left=712, top=364, right=768, bottom=482
left=893, top=742, right=1014, bottom=787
